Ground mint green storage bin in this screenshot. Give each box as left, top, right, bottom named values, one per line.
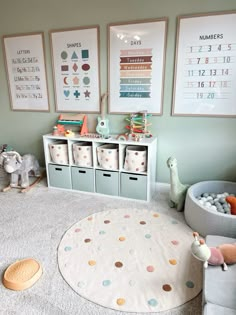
left=48, top=164, right=72, bottom=189
left=120, top=172, right=147, bottom=200
left=95, top=170, right=119, bottom=196
left=71, top=167, right=94, bottom=192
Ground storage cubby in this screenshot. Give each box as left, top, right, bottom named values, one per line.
left=120, top=172, right=147, bottom=200
left=43, top=134, right=157, bottom=201
left=71, top=166, right=94, bottom=192
left=48, top=164, right=72, bottom=189
left=95, top=169, right=119, bottom=196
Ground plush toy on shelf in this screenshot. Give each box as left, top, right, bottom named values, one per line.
left=191, top=232, right=236, bottom=271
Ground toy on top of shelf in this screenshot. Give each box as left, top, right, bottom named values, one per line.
left=55, top=113, right=88, bottom=136
left=125, top=110, right=152, bottom=141
left=96, top=93, right=110, bottom=138
left=52, top=126, right=60, bottom=136
left=116, top=133, right=129, bottom=141
left=64, top=130, right=75, bottom=138
left=55, top=124, right=65, bottom=134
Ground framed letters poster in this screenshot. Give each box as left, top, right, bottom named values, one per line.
left=172, top=11, right=236, bottom=117
left=108, top=18, right=167, bottom=115
left=50, top=26, right=100, bottom=113
left=3, top=32, right=49, bottom=112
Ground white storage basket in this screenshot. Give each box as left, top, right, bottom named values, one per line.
left=72, top=142, right=92, bottom=167
left=49, top=142, right=68, bottom=164
left=97, top=144, right=119, bottom=170
left=124, top=145, right=147, bottom=172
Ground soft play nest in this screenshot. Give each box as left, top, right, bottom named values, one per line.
left=185, top=181, right=236, bottom=237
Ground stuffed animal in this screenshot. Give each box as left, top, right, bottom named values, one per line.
left=191, top=232, right=236, bottom=271
left=0, top=151, right=40, bottom=188
left=226, top=196, right=236, bottom=215
left=166, top=156, right=189, bottom=211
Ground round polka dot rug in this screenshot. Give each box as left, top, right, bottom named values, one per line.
left=58, top=208, right=202, bottom=312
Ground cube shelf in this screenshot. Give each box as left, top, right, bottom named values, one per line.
left=43, top=134, right=157, bottom=201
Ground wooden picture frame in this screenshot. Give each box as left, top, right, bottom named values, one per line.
left=2, top=32, right=49, bottom=112
left=108, top=18, right=167, bottom=115
left=50, top=26, right=100, bottom=113
left=172, top=11, right=236, bottom=117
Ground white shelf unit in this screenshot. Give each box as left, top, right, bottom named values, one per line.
left=43, top=134, right=157, bottom=201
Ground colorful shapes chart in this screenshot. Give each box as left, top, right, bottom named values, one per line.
left=82, top=49, right=89, bottom=59
left=60, top=48, right=91, bottom=102
left=58, top=208, right=202, bottom=312
left=119, top=49, right=152, bottom=98
left=61, top=51, right=68, bottom=60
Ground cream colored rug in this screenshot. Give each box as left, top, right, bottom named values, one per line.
left=58, top=208, right=202, bottom=312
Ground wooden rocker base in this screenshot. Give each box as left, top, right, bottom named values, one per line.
left=2, top=172, right=45, bottom=193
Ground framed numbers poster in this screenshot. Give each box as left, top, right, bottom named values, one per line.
left=50, top=26, right=100, bottom=113
left=108, top=18, right=167, bottom=115
left=172, top=11, right=236, bottom=117
left=2, top=32, right=49, bottom=112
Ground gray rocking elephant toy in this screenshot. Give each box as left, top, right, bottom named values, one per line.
left=0, top=151, right=41, bottom=188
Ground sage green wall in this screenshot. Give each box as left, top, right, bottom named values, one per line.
left=0, top=0, right=236, bottom=184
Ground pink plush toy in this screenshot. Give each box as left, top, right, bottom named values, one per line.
left=191, top=232, right=236, bottom=271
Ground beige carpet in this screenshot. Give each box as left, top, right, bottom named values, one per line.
left=58, top=208, right=202, bottom=313
left=0, top=175, right=202, bottom=314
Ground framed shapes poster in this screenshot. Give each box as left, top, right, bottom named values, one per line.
left=172, top=11, right=236, bottom=117
left=50, top=26, right=100, bottom=113
left=2, top=32, right=49, bottom=112
left=108, top=18, right=168, bottom=115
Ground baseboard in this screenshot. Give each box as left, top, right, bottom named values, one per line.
left=155, top=182, right=170, bottom=193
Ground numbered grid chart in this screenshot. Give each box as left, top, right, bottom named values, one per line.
left=184, top=43, right=236, bottom=102
left=173, top=13, right=236, bottom=116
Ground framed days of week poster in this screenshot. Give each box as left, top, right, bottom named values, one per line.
left=172, top=11, right=236, bottom=117
left=50, top=26, right=100, bottom=113
left=2, top=32, right=49, bottom=112
left=108, top=18, right=167, bottom=115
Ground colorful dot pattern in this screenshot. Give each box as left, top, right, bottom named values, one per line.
left=72, top=143, right=92, bottom=167
left=97, top=145, right=119, bottom=170
left=58, top=209, right=202, bottom=312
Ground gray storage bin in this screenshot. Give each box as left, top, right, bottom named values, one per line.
left=120, top=172, right=147, bottom=200
left=95, top=169, right=119, bottom=196
left=71, top=167, right=94, bottom=192
left=48, top=164, right=72, bottom=189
